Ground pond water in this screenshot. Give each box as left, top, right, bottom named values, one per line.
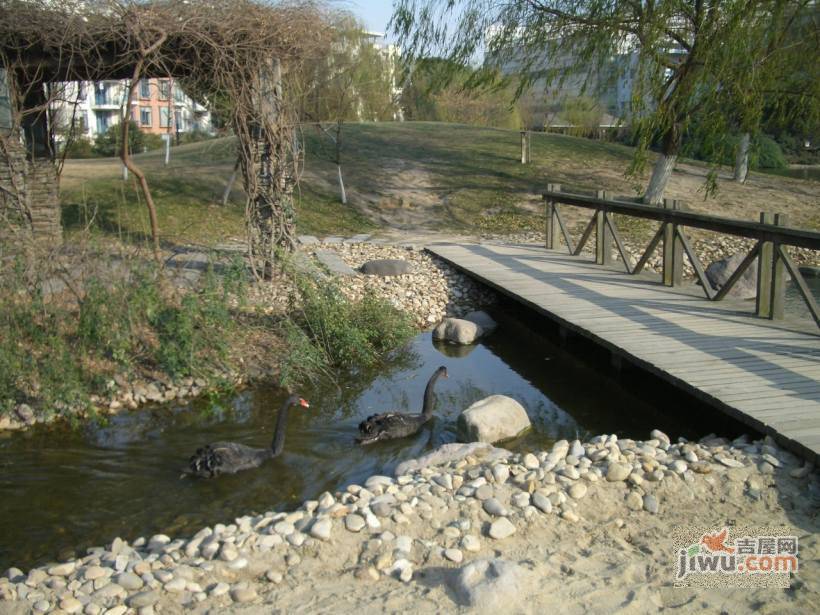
left=0, top=311, right=730, bottom=571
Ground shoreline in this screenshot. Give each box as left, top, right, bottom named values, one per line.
left=0, top=239, right=494, bottom=435
left=2, top=431, right=817, bottom=614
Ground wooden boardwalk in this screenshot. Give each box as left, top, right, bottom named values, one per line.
left=428, top=242, right=820, bottom=463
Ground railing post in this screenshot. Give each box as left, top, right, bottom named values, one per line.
left=595, top=190, right=613, bottom=265
left=544, top=183, right=559, bottom=250
left=756, top=212, right=774, bottom=318
left=771, top=213, right=788, bottom=320
left=661, top=199, right=683, bottom=286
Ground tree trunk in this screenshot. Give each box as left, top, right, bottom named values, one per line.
left=643, top=154, right=677, bottom=205
left=734, top=132, right=750, bottom=183
left=121, top=62, right=161, bottom=260
left=337, top=164, right=347, bottom=204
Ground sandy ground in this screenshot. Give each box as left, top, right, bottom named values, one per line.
left=2, top=434, right=816, bottom=615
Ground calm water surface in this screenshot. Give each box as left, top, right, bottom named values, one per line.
left=0, top=312, right=719, bottom=570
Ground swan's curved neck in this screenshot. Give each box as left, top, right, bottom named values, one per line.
left=421, top=372, right=443, bottom=418
left=271, top=400, right=293, bottom=456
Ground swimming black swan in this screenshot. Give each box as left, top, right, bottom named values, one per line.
left=357, top=366, right=448, bottom=445
left=184, top=395, right=310, bottom=478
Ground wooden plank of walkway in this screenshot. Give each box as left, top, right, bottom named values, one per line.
left=428, top=242, right=820, bottom=464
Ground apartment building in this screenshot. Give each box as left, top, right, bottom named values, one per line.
left=54, top=78, right=212, bottom=141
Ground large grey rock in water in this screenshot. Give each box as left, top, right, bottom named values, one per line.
left=705, top=253, right=758, bottom=300
left=395, top=442, right=511, bottom=476
left=359, top=259, right=413, bottom=276
left=448, top=558, right=531, bottom=611
left=463, top=310, right=497, bottom=334
left=457, top=395, right=531, bottom=444
left=433, top=318, right=482, bottom=345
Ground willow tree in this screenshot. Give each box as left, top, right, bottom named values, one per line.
left=392, top=1, right=817, bottom=203
left=291, top=13, right=400, bottom=204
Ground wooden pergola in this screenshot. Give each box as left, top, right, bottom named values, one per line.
left=0, top=0, right=327, bottom=273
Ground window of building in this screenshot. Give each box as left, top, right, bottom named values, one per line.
left=139, top=79, right=151, bottom=99
left=96, top=113, right=110, bottom=134
left=158, top=80, right=170, bottom=100
left=140, top=106, right=152, bottom=127
left=159, top=107, right=171, bottom=128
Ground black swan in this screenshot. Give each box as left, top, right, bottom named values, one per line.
left=357, top=366, right=448, bottom=445
left=184, top=395, right=310, bottom=478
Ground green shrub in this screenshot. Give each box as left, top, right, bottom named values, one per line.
left=753, top=134, right=788, bottom=169
left=278, top=272, right=416, bottom=387
left=0, top=253, right=247, bottom=417
left=62, top=136, right=96, bottom=159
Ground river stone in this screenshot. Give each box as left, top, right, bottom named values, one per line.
left=606, top=462, right=632, bottom=482
left=46, top=561, right=76, bottom=577
left=463, top=311, right=497, bottom=334
left=231, top=587, right=258, bottom=603
left=716, top=456, right=745, bottom=468
left=218, top=543, right=238, bottom=562
left=310, top=518, right=332, bottom=541
left=59, top=596, right=82, bottom=614
left=643, top=494, right=659, bottom=514
left=433, top=318, right=482, bottom=345
left=482, top=498, right=508, bottom=517
left=102, top=607, right=126, bottom=615
left=83, top=566, right=107, bottom=581
left=444, top=548, right=464, bottom=564
left=359, top=259, right=413, bottom=276
left=345, top=514, right=366, bottom=533
left=265, top=570, right=283, bottom=584
left=488, top=518, right=516, bottom=539
left=26, top=569, right=47, bottom=586
left=706, top=252, right=758, bottom=299
left=457, top=395, right=531, bottom=444
left=115, top=572, right=143, bottom=591
left=491, top=463, right=510, bottom=485
left=790, top=463, right=813, bottom=479
left=474, top=484, right=493, bottom=501
left=274, top=521, right=295, bottom=536
left=523, top=453, right=539, bottom=469
left=395, top=442, right=511, bottom=475
left=625, top=491, right=643, bottom=511
left=448, top=558, right=530, bottom=610
left=511, top=492, right=530, bottom=508
left=15, top=403, right=35, bottom=424
left=461, top=535, right=481, bottom=552
left=532, top=492, right=552, bottom=514
left=128, top=590, right=159, bottom=608
left=568, top=483, right=587, bottom=499
left=670, top=460, right=688, bottom=474
left=32, top=601, right=50, bottom=613
left=165, top=577, right=187, bottom=592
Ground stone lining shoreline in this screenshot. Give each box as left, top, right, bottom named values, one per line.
left=1, top=430, right=816, bottom=614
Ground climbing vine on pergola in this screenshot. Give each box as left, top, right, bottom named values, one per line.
left=0, top=0, right=330, bottom=277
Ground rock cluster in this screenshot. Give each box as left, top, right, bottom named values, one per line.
left=315, top=242, right=497, bottom=327
left=3, top=429, right=811, bottom=614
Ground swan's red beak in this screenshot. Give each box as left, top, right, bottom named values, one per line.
left=298, top=398, right=310, bottom=408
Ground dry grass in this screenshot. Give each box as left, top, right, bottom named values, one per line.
left=59, top=122, right=820, bottom=249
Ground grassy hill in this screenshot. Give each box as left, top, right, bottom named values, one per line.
left=59, top=122, right=820, bottom=248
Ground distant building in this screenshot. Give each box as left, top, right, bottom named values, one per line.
left=52, top=78, right=212, bottom=142
left=493, top=32, right=684, bottom=131
left=362, top=32, right=404, bottom=121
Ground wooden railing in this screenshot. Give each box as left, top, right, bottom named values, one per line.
left=542, top=184, right=820, bottom=328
